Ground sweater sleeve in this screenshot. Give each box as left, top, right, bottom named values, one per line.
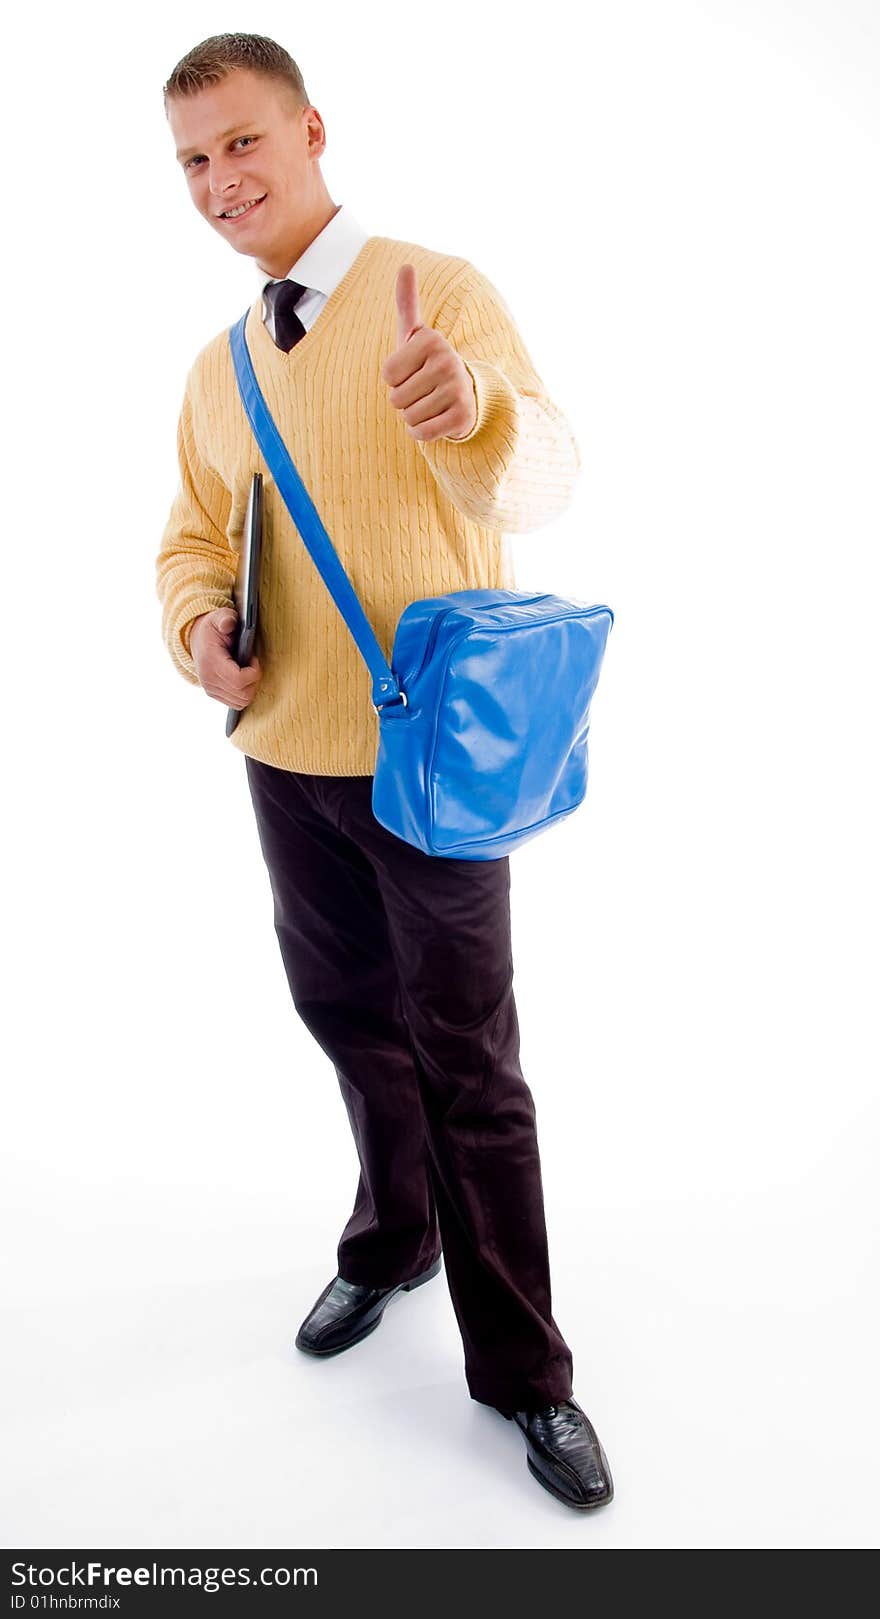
left=155, top=375, right=237, bottom=685
left=415, top=264, right=582, bottom=533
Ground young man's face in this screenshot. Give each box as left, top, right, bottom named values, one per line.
left=167, top=68, right=324, bottom=274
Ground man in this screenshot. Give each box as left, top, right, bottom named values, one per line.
left=157, top=30, right=613, bottom=1512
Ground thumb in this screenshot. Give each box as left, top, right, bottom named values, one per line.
left=215, top=609, right=238, bottom=635
left=395, top=263, right=423, bottom=346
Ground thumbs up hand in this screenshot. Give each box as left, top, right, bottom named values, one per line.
left=380, top=264, right=479, bottom=443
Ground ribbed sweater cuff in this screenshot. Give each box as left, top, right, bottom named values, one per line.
left=450, top=357, right=519, bottom=444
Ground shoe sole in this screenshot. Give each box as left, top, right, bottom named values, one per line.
left=525, top=1450, right=614, bottom=1511
left=294, top=1256, right=442, bottom=1356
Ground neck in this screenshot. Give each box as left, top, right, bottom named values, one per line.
left=256, top=198, right=341, bottom=281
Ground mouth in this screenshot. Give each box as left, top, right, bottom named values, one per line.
left=218, top=194, right=267, bottom=223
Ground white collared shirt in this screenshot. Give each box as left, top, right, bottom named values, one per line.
left=256, top=203, right=369, bottom=341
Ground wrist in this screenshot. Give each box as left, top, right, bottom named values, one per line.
left=184, top=614, right=207, bottom=654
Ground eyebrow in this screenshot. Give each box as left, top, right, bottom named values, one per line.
left=176, top=123, right=255, bottom=162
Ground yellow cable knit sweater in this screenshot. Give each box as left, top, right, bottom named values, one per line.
left=156, top=234, right=582, bottom=775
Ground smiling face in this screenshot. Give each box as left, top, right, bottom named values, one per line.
left=167, top=67, right=337, bottom=279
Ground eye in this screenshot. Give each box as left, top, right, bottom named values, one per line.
left=185, top=137, right=257, bottom=171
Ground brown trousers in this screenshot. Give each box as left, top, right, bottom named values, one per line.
left=244, top=757, right=574, bottom=1416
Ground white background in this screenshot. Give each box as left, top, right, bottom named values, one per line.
left=2, top=0, right=878, bottom=1551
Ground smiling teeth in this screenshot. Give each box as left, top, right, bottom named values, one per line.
left=223, top=197, right=263, bottom=218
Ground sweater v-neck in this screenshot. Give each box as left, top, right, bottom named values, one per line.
left=246, top=235, right=383, bottom=367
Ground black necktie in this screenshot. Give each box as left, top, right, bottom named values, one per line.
left=263, top=278, right=309, bottom=351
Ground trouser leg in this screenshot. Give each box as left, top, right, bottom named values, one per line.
left=333, top=776, right=574, bottom=1416
left=244, top=757, right=441, bottom=1286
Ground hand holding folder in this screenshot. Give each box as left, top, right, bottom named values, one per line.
left=225, top=471, right=264, bottom=736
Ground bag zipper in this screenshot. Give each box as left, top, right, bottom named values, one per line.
left=408, top=594, right=550, bottom=690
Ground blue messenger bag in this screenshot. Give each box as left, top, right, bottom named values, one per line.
left=229, top=309, right=614, bottom=861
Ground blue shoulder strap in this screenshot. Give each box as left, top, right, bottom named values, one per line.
left=228, top=310, right=403, bottom=710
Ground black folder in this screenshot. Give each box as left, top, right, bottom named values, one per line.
left=226, top=471, right=264, bottom=736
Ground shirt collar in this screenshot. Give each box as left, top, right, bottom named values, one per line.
left=255, top=203, right=369, bottom=299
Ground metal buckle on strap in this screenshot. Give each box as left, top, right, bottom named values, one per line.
left=372, top=690, right=408, bottom=716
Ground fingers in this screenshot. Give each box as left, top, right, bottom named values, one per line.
left=221, top=656, right=262, bottom=710
left=190, top=610, right=263, bottom=708
left=197, top=639, right=263, bottom=708
left=395, top=263, right=423, bottom=347
left=380, top=265, right=433, bottom=388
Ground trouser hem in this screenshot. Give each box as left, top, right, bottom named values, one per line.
left=337, top=1249, right=443, bottom=1291
left=466, top=1361, right=574, bottom=1420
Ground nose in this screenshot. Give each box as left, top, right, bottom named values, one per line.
left=208, top=163, right=240, bottom=199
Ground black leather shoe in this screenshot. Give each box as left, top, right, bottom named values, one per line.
left=508, top=1397, right=614, bottom=1509
left=294, top=1256, right=442, bottom=1355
